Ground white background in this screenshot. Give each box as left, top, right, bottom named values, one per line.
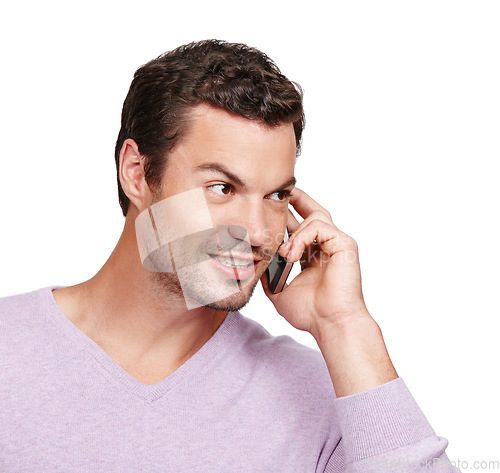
left=1, top=0, right=498, bottom=465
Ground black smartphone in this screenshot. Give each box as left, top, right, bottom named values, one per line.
left=266, top=227, right=294, bottom=294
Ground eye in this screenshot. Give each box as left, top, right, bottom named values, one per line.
left=267, top=190, right=292, bottom=202
left=207, top=183, right=233, bottom=196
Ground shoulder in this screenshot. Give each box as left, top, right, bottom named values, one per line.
left=229, top=311, right=338, bottom=439
left=235, top=311, right=326, bottom=364
left=0, top=287, right=43, bottom=319
left=233, top=311, right=335, bottom=398
left=0, top=286, right=53, bottom=347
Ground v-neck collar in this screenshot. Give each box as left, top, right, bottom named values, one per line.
left=39, top=285, right=241, bottom=403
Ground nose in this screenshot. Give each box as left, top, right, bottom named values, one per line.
left=228, top=200, right=269, bottom=248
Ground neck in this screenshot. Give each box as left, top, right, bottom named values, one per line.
left=53, top=214, right=228, bottom=381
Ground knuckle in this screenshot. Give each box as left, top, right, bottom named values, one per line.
left=311, top=210, right=329, bottom=221
left=343, top=234, right=358, bottom=248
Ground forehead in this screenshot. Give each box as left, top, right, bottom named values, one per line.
left=172, top=104, right=297, bottom=181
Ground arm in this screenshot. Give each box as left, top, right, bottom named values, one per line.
left=323, top=377, right=460, bottom=472
left=316, top=317, right=459, bottom=472
left=261, top=187, right=460, bottom=473
left=313, top=309, right=397, bottom=398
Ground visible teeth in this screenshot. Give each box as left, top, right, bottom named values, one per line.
left=211, top=255, right=253, bottom=268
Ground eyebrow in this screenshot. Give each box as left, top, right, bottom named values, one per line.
left=193, top=162, right=296, bottom=193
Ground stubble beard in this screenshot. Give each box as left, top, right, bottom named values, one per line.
left=150, top=262, right=266, bottom=312
left=146, top=190, right=272, bottom=311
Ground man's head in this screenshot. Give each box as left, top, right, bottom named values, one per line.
left=115, top=39, right=304, bottom=217
left=116, top=40, right=304, bottom=311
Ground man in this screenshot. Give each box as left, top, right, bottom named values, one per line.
left=0, top=40, right=459, bottom=472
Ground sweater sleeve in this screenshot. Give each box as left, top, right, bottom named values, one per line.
left=322, top=377, right=461, bottom=472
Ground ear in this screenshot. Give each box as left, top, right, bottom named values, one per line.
left=119, top=138, right=153, bottom=213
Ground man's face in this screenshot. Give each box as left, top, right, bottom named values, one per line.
left=146, top=104, right=297, bottom=311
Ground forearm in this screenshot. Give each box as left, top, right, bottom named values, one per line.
left=315, top=312, right=461, bottom=472
left=313, top=310, right=398, bottom=398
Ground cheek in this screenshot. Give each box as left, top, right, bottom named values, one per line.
left=268, top=218, right=289, bottom=249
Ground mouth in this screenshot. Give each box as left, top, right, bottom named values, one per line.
left=208, top=253, right=258, bottom=269
left=207, top=252, right=260, bottom=281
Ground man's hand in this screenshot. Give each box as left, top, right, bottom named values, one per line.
left=261, top=187, right=368, bottom=339
left=261, top=187, right=398, bottom=397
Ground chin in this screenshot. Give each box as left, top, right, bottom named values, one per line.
left=151, top=256, right=267, bottom=311
left=202, top=281, right=259, bottom=311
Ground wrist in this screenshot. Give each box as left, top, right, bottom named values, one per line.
left=313, top=311, right=398, bottom=397
left=312, top=307, right=375, bottom=345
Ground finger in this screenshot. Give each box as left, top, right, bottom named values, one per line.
left=289, top=187, right=335, bottom=225
left=286, top=208, right=301, bottom=234
left=281, top=220, right=348, bottom=263
left=279, top=211, right=331, bottom=257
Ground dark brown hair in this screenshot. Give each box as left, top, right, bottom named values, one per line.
left=115, top=39, right=305, bottom=217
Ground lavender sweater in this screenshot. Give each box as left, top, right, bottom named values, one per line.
left=0, top=286, right=459, bottom=472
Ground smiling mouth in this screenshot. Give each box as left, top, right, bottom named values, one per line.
left=208, top=254, right=256, bottom=269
